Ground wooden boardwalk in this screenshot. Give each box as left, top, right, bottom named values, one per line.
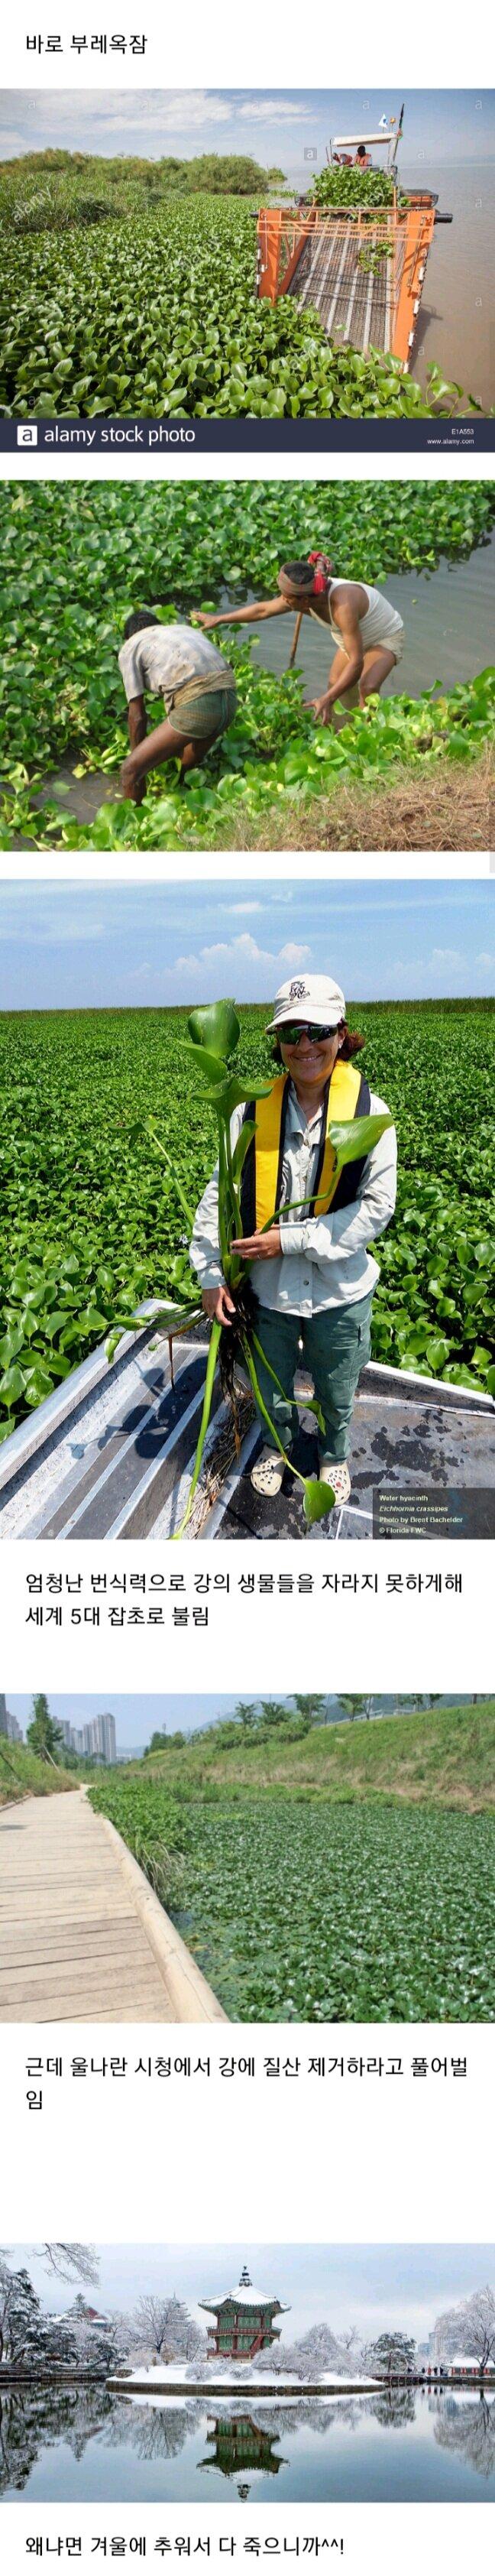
left=0, top=1790, right=223, bottom=2023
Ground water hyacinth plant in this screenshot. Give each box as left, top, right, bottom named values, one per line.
left=135, top=1000, right=393, bottom=1536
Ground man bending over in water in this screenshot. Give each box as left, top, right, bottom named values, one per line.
left=118, top=609, right=237, bottom=802
left=195, top=550, right=404, bottom=726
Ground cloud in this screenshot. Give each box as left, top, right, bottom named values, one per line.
left=431, top=948, right=462, bottom=968
left=0, top=89, right=234, bottom=155
left=476, top=951, right=494, bottom=968
left=226, top=901, right=264, bottom=916
left=237, top=100, right=306, bottom=122
left=174, top=932, right=310, bottom=969
left=125, top=930, right=312, bottom=1005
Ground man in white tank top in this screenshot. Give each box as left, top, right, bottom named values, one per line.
left=196, top=550, right=404, bottom=725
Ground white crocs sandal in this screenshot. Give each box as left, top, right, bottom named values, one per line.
left=319, top=1458, right=351, bottom=1504
left=251, top=1445, right=286, bottom=1497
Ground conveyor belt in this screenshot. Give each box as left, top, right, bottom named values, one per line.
left=290, top=227, right=401, bottom=355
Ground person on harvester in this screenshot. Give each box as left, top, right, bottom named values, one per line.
left=118, top=608, right=237, bottom=803
left=194, top=550, right=404, bottom=726
left=189, top=973, right=397, bottom=1509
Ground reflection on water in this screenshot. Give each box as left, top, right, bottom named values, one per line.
left=231, top=531, right=495, bottom=703
left=2, top=2382, right=495, bottom=2503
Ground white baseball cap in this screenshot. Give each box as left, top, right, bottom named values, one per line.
left=266, top=973, right=346, bottom=1033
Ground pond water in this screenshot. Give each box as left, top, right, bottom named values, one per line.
left=2, top=2385, right=494, bottom=2503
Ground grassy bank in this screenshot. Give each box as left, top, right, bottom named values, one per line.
left=0, top=1739, right=76, bottom=1805
left=223, top=751, right=494, bottom=854
left=138, top=1698, right=495, bottom=1812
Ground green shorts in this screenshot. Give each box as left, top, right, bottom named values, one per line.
left=168, top=682, right=237, bottom=741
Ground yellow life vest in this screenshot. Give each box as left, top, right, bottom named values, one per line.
left=241, top=1059, right=367, bottom=1234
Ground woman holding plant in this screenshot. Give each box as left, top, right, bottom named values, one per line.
left=189, top=975, right=396, bottom=1508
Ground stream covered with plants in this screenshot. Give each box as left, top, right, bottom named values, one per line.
left=1, top=479, right=493, bottom=854
left=0, top=177, right=487, bottom=423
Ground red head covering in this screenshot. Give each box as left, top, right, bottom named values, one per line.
left=307, top=551, right=333, bottom=594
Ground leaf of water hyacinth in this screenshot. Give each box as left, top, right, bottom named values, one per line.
left=184, top=1042, right=228, bottom=1086
left=302, top=1476, right=336, bottom=1522
left=231, top=1121, right=256, bottom=1180
left=204, top=1075, right=273, bottom=1117
left=328, top=1112, right=394, bottom=1166
left=187, top=998, right=241, bottom=1060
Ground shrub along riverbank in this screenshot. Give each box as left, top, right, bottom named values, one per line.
left=0, top=1739, right=76, bottom=1805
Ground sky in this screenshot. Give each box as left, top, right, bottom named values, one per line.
left=2, top=89, right=493, bottom=173
left=10, top=2245, right=495, bottom=2343
left=5, top=1692, right=475, bottom=1749
left=7, top=1692, right=250, bottom=1748
left=1, top=878, right=493, bottom=1013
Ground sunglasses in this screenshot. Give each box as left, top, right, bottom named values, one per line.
left=278, top=1022, right=338, bottom=1046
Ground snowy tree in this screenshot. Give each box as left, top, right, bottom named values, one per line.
left=456, top=2286, right=495, bottom=2373
left=38, top=2245, right=99, bottom=2286
left=432, top=2284, right=495, bottom=2371
left=367, top=2331, right=416, bottom=2380
left=0, top=2259, right=41, bottom=2367
left=257, top=2323, right=365, bottom=2382
left=133, top=2293, right=205, bottom=2364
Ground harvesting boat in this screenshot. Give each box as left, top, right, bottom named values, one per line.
left=256, top=105, right=453, bottom=370
left=0, top=1306, right=493, bottom=1543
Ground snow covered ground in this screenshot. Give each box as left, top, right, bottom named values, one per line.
left=112, top=2361, right=380, bottom=2397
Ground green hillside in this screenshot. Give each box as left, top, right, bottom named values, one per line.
left=138, top=1699, right=495, bottom=1812
left=0, top=1738, right=76, bottom=1805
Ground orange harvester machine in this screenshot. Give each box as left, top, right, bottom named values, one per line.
left=256, top=111, right=452, bottom=371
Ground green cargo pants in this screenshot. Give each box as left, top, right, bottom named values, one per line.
left=251, top=1290, right=374, bottom=1463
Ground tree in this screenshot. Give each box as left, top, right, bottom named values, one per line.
left=133, top=2292, right=204, bottom=2364
left=293, top=1696, right=330, bottom=1729
left=26, top=1696, right=64, bottom=1763
left=233, top=1702, right=259, bottom=1731
left=367, top=2332, right=416, bottom=2380
left=455, top=2286, right=495, bottom=2373
left=339, top=1695, right=377, bottom=1723
left=145, top=1730, right=186, bottom=1753
left=258, top=1700, right=292, bottom=1730
left=39, top=2245, right=99, bottom=2286
left=0, top=2259, right=41, bottom=2367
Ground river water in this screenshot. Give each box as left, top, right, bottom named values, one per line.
left=2, top=2385, right=494, bottom=2503
left=399, top=161, right=495, bottom=412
